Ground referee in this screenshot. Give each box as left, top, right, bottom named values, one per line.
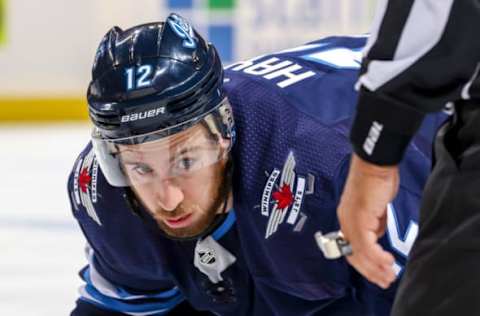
left=337, top=1, right=480, bottom=315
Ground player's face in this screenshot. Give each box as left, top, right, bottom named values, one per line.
left=119, top=124, right=231, bottom=238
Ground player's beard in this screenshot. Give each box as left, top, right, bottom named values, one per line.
left=151, top=160, right=230, bottom=239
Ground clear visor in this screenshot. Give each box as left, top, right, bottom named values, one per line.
left=92, top=99, right=234, bottom=188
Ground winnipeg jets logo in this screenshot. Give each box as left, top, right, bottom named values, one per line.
left=167, top=14, right=197, bottom=49
left=259, top=152, right=315, bottom=239
left=73, top=147, right=101, bottom=226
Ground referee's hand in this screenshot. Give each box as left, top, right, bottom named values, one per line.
left=337, top=154, right=398, bottom=289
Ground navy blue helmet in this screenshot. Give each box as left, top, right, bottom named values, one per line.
left=87, top=13, right=235, bottom=187
left=88, top=13, right=226, bottom=140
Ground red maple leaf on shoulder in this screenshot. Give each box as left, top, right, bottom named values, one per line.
left=79, top=168, right=92, bottom=193
left=272, top=184, right=294, bottom=209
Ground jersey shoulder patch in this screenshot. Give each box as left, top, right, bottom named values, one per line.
left=68, top=142, right=102, bottom=226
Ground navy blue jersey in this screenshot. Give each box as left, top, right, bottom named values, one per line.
left=68, top=36, right=447, bottom=316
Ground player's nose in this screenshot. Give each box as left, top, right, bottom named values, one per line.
left=155, top=180, right=184, bottom=211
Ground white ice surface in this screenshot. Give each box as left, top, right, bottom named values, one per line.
left=0, top=123, right=92, bottom=315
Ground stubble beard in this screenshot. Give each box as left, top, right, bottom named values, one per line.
left=153, top=161, right=230, bottom=239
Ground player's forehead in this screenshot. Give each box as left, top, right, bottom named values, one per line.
left=118, top=123, right=209, bottom=154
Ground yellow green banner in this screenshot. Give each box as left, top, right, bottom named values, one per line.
left=0, top=0, right=5, bottom=46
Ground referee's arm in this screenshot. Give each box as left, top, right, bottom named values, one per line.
left=337, top=0, right=480, bottom=289
left=351, top=0, right=480, bottom=165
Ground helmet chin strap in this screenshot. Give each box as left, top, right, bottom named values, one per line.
left=123, top=157, right=234, bottom=242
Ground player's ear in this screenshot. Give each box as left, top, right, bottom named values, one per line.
left=217, top=138, right=232, bottom=160
left=219, top=137, right=231, bottom=149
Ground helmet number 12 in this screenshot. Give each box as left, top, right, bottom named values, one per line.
left=126, top=65, right=153, bottom=90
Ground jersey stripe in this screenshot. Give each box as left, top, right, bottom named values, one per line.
left=78, top=245, right=184, bottom=315
left=358, top=0, right=455, bottom=91
left=211, top=209, right=236, bottom=240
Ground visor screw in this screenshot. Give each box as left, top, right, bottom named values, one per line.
left=192, top=52, right=201, bottom=70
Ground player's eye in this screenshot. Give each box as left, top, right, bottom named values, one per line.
left=132, top=164, right=153, bottom=176
left=175, top=156, right=197, bottom=172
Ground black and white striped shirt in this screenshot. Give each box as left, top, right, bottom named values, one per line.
left=351, top=0, right=480, bottom=165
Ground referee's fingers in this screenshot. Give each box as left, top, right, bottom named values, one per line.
left=349, top=231, right=396, bottom=288
left=363, top=231, right=394, bottom=266
left=347, top=253, right=395, bottom=288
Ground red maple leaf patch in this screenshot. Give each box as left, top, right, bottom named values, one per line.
left=272, top=184, right=294, bottom=209
left=79, top=167, right=92, bottom=193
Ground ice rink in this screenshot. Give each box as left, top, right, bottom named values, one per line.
left=1, top=124, right=92, bottom=315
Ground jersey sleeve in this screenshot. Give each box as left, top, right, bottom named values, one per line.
left=71, top=290, right=212, bottom=316
left=351, top=0, right=480, bottom=165
left=67, top=144, right=184, bottom=316
left=73, top=245, right=184, bottom=316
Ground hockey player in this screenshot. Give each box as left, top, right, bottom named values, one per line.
left=69, top=14, right=445, bottom=316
